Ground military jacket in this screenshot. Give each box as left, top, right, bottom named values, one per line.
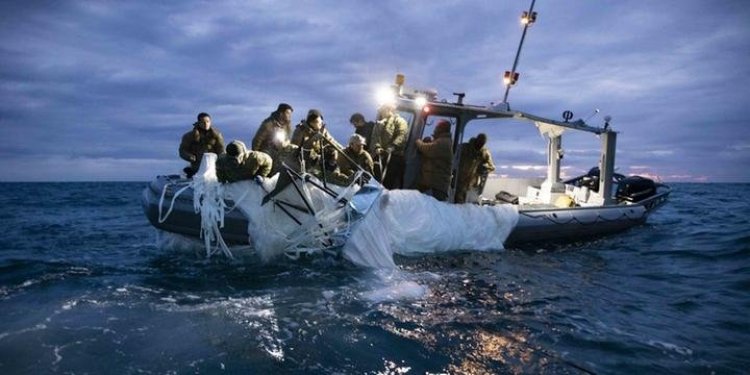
left=338, top=147, right=374, bottom=177
left=269, top=143, right=301, bottom=176
left=313, top=163, right=351, bottom=187
left=215, top=150, right=273, bottom=183
left=291, top=122, right=341, bottom=168
left=355, top=121, right=376, bottom=149
left=457, top=139, right=496, bottom=190
left=251, top=114, right=292, bottom=154
left=370, top=114, right=408, bottom=155
left=179, top=124, right=225, bottom=169
left=415, top=132, right=454, bottom=194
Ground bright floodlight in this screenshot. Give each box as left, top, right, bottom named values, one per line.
left=274, top=129, right=286, bottom=143
left=376, top=86, right=396, bottom=106
left=414, top=96, right=427, bottom=108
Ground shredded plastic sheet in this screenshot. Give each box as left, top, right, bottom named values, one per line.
left=188, top=153, right=520, bottom=268
left=191, top=153, right=233, bottom=258
left=343, top=190, right=519, bottom=268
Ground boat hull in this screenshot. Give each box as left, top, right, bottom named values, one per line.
left=142, top=175, right=670, bottom=248
left=141, top=175, right=251, bottom=244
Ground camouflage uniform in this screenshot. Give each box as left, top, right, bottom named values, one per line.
left=313, top=160, right=351, bottom=186
left=415, top=132, right=453, bottom=201
left=370, top=114, right=408, bottom=189
left=455, top=138, right=496, bottom=203
left=291, top=121, right=341, bottom=171
left=370, top=114, right=408, bottom=155
left=268, top=143, right=301, bottom=176
left=338, top=146, right=374, bottom=178
left=179, top=122, right=225, bottom=176
left=215, top=141, right=273, bottom=183
left=251, top=113, right=292, bottom=155
left=355, top=121, right=376, bottom=150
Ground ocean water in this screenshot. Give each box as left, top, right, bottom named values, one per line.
left=0, top=182, right=748, bottom=374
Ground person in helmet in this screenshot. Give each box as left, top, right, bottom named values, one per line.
left=215, top=140, right=272, bottom=183
left=338, top=133, right=374, bottom=178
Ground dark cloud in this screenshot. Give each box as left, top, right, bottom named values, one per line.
left=1, top=1, right=748, bottom=181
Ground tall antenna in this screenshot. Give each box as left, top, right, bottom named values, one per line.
left=502, top=0, right=538, bottom=104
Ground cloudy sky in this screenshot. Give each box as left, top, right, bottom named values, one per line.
left=1, top=0, right=748, bottom=182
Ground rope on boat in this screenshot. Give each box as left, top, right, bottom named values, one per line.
left=518, top=208, right=645, bottom=226
left=156, top=154, right=237, bottom=259
left=157, top=177, right=234, bottom=258
left=157, top=181, right=192, bottom=224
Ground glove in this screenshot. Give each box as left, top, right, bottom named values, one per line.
left=386, top=146, right=394, bottom=153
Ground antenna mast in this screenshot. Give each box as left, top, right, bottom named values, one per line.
left=502, top=0, right=537, bottom=104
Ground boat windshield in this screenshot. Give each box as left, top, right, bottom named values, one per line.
left=462, top=117, right=603, bottom=181
left=423, top=115, right=457, bottom=139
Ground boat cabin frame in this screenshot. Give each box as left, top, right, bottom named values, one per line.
left=389, top=84, right=619, bottom=206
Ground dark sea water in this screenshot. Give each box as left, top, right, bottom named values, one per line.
left=0, top=182, right=748, bottom=374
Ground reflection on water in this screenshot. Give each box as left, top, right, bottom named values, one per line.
left=0, top=183, right=748, bottom=373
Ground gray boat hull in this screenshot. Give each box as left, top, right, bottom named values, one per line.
left=142, top=175, right=670, bottom=248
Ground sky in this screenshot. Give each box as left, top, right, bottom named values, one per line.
left=1, top=0, right=749, bottom=182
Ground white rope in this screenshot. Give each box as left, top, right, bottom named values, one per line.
left=157, top=181, right=192, bottom=224
left=223, top=184, right=252, bottom=215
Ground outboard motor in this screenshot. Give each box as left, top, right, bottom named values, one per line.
left=580, top=167, right=601, bottom=192
left=616, top=176, right=656, bottom=203
left=567, top=167, right=627, bottom=194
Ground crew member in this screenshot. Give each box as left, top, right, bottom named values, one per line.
left=268, top=134, right=301, bottom=176
left=415, top=120, right=453, bottom=201
left=314, top=148, right=350, bottom=186
left=215, top=140, right=272, bottom=183
left=338, top=134, right=374, bottom=178
left=455, top=133, right=496, bottom=203
left=370, top=104, right=408, bottom=189
left=179, top=112, right=225, bottom=178
left=349, top=112, right=375, bottom=149
left=291, top=109, right=342, bottom=172
left=251, top=103, right=293, bottom=155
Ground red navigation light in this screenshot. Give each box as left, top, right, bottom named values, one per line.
left=422, top=106, right=430, bottom=113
